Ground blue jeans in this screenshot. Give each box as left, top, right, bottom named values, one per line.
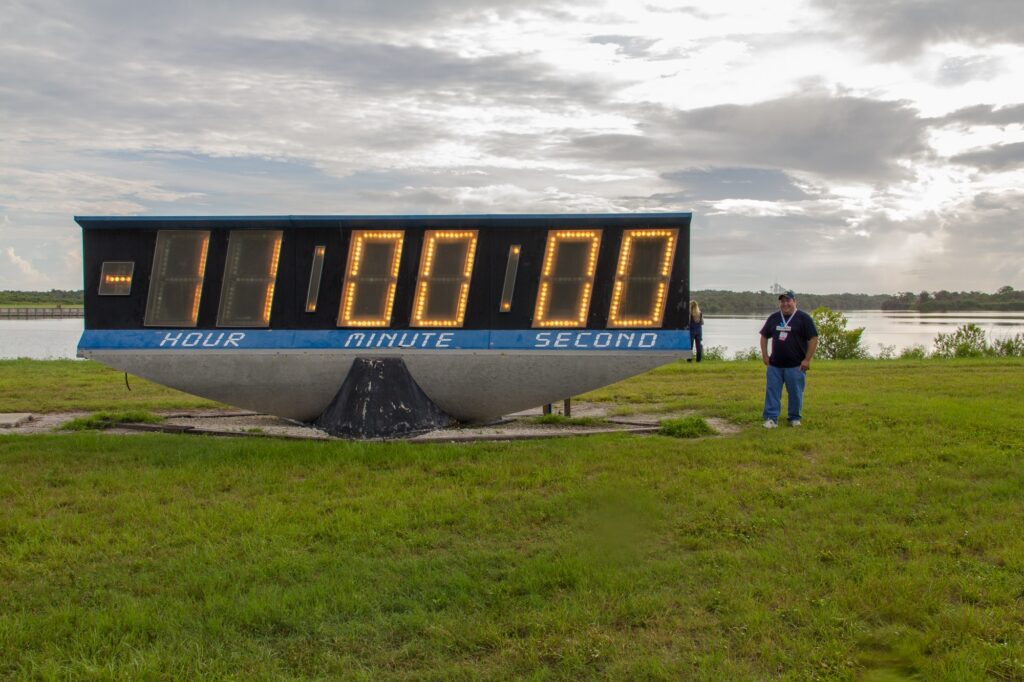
left=763, top=365, right=806, bottom=422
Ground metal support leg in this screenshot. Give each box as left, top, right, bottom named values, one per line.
left=563, top=398, right=571, bottom=417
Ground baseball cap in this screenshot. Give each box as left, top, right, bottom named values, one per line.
left=778, top=290, right=796, bottom=300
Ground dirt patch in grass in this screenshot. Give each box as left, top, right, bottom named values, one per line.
left=4, top=401, right=738, bottom=442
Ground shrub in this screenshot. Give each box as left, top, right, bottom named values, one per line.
left=898, top=344, right=929, bottom=360
left=733, top=347, right=762, bottom=361
left=659, top=416, right=715, bottom=438
left=933, top=324, right=988, bottom=358
left=876, top=344, right=896, bottom=360
left=701, top=345, right=727, bottom=361
left=810, top=307, right=868, bottom=359
left=991, top=333, right=1024, bottom=357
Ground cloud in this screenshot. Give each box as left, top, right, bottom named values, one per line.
left=1, top=247, right=47, bottom=288
left=937, top=55, right=1003, bottom=86
left=562, top=95, right=929, bottom=182
left=950, top=141, right=1024, bottom=171
left=0, top=0, right=1020, bottom=294
left=934, top=104, right=1024, bottom=127
left=814, top=0, right=1024, bottom=59
left=588, top=35, right=660, bottom=58
left=661, top=167, right=817, bottom=201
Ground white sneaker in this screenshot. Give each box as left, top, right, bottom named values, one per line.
left=763, top=419, right=777, bottom=429
left=790, top=420, right=802, bottom=427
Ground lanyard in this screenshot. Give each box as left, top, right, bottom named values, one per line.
left=779, top=309, right=796, bottom=328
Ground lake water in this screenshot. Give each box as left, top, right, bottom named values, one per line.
left=2, top=312, right=1023, bottom=360
left=704, top=310, right=1024, bottom=358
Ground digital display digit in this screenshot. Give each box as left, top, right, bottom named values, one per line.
left=499, top=245, right=521, bottom=312
left=532, top=230, right=602, bottom=328
left=607, top=229, right=677, bottom=328
left=144, top=230, right=210, bottom=327
left=305, top=245, right=326, bottom=313
left=216, top=230, right=283, bottom=327
left=338, top=231, right=404, bottom=327
left=411, top=230, right=478, bottom=327
left=98, top=261, right=134, bottom=296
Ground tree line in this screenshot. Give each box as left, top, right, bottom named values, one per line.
left=0, top=290, right=84, bottom=306
left=693, top=290, right=891, bottom=315
left=879, top=286, right=1024, bottom=312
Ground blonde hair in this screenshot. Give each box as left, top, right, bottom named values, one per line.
left=689, top=300, right=701, bottom=317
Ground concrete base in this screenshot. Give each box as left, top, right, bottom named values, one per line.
left=0, top=413, right=34, bottom=428
left=80, top=348, right=687, bottom=423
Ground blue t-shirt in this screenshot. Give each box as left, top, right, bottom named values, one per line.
left=759, top=309, right=818, bottom=368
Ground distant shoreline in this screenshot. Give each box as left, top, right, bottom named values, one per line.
left=3, top=287, right=1022, bottom=315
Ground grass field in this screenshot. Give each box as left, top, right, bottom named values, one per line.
left=2, top=358, right=1023, bottom=679
left=0, top=359, right=220, bottom=413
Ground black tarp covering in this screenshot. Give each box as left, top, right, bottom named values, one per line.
left=314, top=357, right=453, bottom=438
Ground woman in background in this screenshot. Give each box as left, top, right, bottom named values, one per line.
left=688, top=300, right=704, bottom=363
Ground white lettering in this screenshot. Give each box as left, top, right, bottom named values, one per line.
left=344, top=333, right=365, bottom=348
left=160, top=332, right=183, bottom=347
left=639, top=332, right=657, bottom=349
left=201, top=332, right=225, bottom=347
left=554, top=332, right=572, bottom=348
left=377, top=332, right=396, bottom=348
left=365, top=333, right=377, bottom=347
left=594, top=332, right=612, bottom=348
left=437, top=332, right=453, bottom=348
left=182, top=332, right=202, bottom=347
left=225, top=332, right=245, bottom=347
left=573, top=332, right=592, bottom=348
left=398, top=332, right=418, bottom=348
left=420, top=332, right=436, bottom=346
left=615, top=332, right=635, bottom=348
left=535, top=332, right=551, bottom=348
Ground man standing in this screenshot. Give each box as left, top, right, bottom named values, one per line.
left=759, top=291, right=818, bottom=428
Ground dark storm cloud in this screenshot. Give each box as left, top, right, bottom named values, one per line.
left=814, top=0, right=1024, bottom=59
left=562, top=96, right=929, bottom=181
left=950, top=142, right=1024, bottom=171
left=934, top=104, right=1024, bottom=127
left=660, top=167, right=817, bottom=201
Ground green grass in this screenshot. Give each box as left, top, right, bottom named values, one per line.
left=658, top=415, right=715, bottom=438
left=1, top=358, right=1024, bottom=678
left=0, top=359, right=221, bottom=413
left=60, top=410, right=164, bottom=431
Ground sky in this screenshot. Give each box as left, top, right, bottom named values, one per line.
left=2, top=0, right=1023, bottom=294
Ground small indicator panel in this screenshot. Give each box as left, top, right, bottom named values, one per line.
left=98, top=261, right=134, bottom=296
left=499, top=245, right=521, bottom=312
left=217, top=230, right=283, bottom=328
left=532, top=230, right=602, bottom=328
left=144, top=230, right=210, bottom=327
left=608, top=229, right=678, bottom=328
left=338, top=231, right=404, bottom=327
left=305, top=245, right=326, bottom=313
left=411, top=230, right=478, bottom=328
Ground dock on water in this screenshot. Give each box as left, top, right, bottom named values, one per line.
left=0, top=306, right=84, bottom=319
